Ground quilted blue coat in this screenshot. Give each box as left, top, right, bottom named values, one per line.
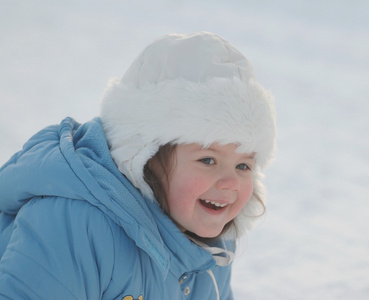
left=0, top=117, right=234, bottom=299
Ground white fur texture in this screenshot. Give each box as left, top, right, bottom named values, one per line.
left=100, top=32, right=276, bottom=237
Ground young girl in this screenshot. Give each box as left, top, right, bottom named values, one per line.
left=0, top=32, right=276, bottom=299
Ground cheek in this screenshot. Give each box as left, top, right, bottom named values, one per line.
left=167, top=173, right=207, bottom=216
left=167, top=175, right=193, bottom=210
left=242, top=179, right=254, bottom=203
left=232, top=180, right=254, bottom=215
left=169, top=172, right=205, bottom=199
left=243, top=180, right=254, bottom=201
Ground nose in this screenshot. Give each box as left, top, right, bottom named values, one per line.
left=215, top=171, right=240, bottom=192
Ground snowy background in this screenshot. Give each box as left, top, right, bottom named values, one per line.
left=1, top=1, right=368, bottom=299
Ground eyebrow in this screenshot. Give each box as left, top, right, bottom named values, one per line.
left=241, top=153, right=255, bottom=159
left=238, top=153, right=255, bottom=160
left=205, top=147, right=255, bottom=159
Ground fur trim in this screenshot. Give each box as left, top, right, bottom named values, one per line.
left=101, top=77, right=275, bottom=235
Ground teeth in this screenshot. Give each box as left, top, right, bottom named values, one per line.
left=203, top=199, right=227, bottom=207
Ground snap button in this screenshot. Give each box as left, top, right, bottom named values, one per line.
left=179, top=275, right=188, bottom=285
left=184, top=286, right=191, bottom=296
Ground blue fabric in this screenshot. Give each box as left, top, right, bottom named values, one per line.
left=0, top=117, right=233, bottom=299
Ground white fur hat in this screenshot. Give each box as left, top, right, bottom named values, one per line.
left=100, top=32, right=276, bottom=236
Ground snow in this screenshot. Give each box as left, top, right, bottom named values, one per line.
left=1, top=1, right=368, bottom=298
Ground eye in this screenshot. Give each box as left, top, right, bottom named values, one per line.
left=236, top=163, right=249, bottom=171
left=199, top=157, right=215, bottom=165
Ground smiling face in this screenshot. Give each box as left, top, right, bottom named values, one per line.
left=165, top=143, right=255, bottom=238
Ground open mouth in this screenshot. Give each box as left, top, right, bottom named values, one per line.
left=199, top=199, right=228, bottom=211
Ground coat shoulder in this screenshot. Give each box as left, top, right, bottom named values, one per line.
left=0, top=196, right=138, bottom=299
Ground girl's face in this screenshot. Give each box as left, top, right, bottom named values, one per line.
left=166, top=143, right=254, bottom=238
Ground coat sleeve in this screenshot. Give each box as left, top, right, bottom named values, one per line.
left=0, top=196, right=116, bottom=300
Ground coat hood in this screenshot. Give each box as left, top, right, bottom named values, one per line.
left=0, top=117, right=229, bottom=278
left=100, top=32, right=276, bottom=237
